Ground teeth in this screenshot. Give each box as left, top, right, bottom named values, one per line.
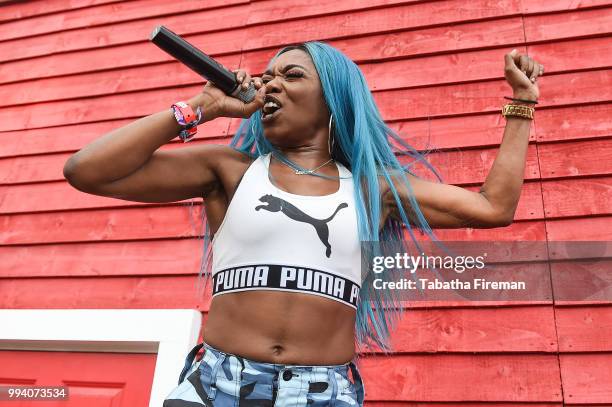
left=262, top=100, right=281, bottom=116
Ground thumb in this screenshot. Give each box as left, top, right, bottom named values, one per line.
left=504, top=49, right=519, bottom=71
left=242, top=86, right=266, bottom=116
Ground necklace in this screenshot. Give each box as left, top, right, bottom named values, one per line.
left=272, top=153, right=334, bottom=175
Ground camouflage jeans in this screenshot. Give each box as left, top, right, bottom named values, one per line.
left=163, top=342, right=365, bottom=406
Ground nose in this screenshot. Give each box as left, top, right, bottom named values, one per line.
left=264, top=76, right=282, bottom=94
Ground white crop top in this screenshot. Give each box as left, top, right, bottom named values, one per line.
left=211, top=152, right=362, bottom=308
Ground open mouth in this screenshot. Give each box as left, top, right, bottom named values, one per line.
left=262, top=96, right=282, bottom=122
left=261, top=108, right=281, bottom=123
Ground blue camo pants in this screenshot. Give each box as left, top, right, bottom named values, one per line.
left=163, top=342, right=365, bottom=406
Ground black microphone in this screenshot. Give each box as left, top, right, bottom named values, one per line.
left=150, top=25, right=256, bottom=103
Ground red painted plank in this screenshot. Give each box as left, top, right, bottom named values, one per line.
left=0, top=0, right=123, bottom=23
left=359, top=354, right=562, bottom=402
left=556, top=306, right=612, bottom=352
left=356, top=47, right=517, bottom=91
left=0, top=111, right=519, bottom=159
left=523, top=7, right=612, bottom=43
left=528, top=37, right=612, bottom=76
left=244, top=0, right=522, bottom=51
left=392, top=112, right=537, bottom=150
left=0, top=84, right=221, bottom=132
left=0, top=0, right=248, bottom=42
left=0, top=119, right=133, bottom=157
left=329, top=16, right=524, bottom=63
left=0, top=181, right=163, bottom=214
left=374, top=70, right=611, bottom=122
left=551, top=259, right=612, bottom=304
left=1, top=46, right=526, bottom=107
left=410, top=144, right=541, bottom=184
left=522, top=0, right=612, bottom=13
left=0, top=28, right=246, bottom=85
left=0, top=204, right=204, bottom=245
left=537, top=138, right=612, bottom=178
left=560, top=354, right=612, bottom=404
left=546, top=216, right=612, bottom=240
left=541, top=177, right=612, bottom=218
left=0, top=16, right=524, bottom=85
left=246, top=0, right=420, bottom=25
left=0, top=117, right=231, bottom=159
left=0, top=238, right=205, bottom=278
left=0, top=55, right=241, bottom=108
left=381, top=307, right=558, bottom=353
left=8, top=68, right=611, bottom=132
left=0, top=6, right=249, bottom=64
left=435, top=220, right=547, bottom=241
left=535, top=103, right=612, bottom=143
left=0, top=274, right=211, bottom=310
left=0, top=0, right=522, bottom=64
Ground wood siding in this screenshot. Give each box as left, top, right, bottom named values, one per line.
left=1, top=0, right=611, bottom=404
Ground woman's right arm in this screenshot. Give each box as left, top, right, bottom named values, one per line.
left=63, top=70, right=265, bottom=203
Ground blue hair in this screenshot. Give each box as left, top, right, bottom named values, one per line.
left=194, top=41, right=448, bottom=354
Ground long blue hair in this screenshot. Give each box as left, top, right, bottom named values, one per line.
left=193, top=41, right=445, bottom=354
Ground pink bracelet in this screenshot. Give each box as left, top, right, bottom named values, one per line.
left=171, top=101, right=203, bottom=142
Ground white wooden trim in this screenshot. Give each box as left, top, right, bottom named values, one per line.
left=0, top=309, right=202, bottom=407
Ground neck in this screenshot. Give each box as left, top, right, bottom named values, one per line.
left=271, top=150, right=335, bottom=176
left=272, top=147, right=332, bottom=167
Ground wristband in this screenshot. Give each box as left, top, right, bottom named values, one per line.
left=171, top=101, right=203, bottom=142
left=502, top=103, right=534, bottom=120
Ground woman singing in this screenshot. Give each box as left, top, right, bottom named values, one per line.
left=63, top=42, right=543, bottom=406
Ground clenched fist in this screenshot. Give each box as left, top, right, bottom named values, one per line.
left=504, top=49, right=543, bottom=101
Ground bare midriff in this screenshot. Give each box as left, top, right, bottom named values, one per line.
left=202, top=290, right=357, bottom=365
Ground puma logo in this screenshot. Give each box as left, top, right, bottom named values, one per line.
left=255, top=194, right=348, bottom=258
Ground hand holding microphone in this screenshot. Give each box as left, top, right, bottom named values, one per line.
left=150, top=25, right=265, bottom=120
left=191, top=69, right=266, bottom=121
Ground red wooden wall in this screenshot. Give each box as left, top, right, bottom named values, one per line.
left=1, top=0, right=611, bottom=404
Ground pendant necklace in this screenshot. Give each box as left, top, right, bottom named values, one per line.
left=272, top=153, right=334, bottom=175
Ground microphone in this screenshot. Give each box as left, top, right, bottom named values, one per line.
left=150, top=25, right=256, bottom=103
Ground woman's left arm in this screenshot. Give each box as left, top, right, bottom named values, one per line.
left=383, top=49, right=544, bottom=229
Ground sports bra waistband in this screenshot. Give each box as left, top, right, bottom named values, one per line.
left=212, top=263, right=361, bottom=308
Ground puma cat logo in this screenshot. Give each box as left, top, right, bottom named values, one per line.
left=255, top=194, right=348, bottom=258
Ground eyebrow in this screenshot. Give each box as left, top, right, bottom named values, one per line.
left=263, top=64, right=308, bottom=76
